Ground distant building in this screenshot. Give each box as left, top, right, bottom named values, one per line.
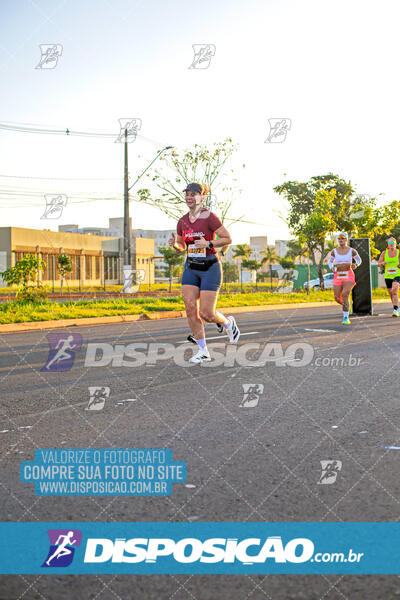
left=109, top=217, right=132, bottom=237
left=224, top=236, right=269, bottom=267
left=249, top=236, right=268, bottom=263
left=59, top=218, right=165, bottom=278
left=275, top=239, right=290, bottom=258
left=58, top=223, right=121, bottom=237
left=0, top=226, right=154, bottom=287
left=134, top=229, right=171, bottom=271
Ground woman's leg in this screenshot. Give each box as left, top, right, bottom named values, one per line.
left=391, top=282, right=399, bottom=307
left=333, top=284, right=343, bottom=306
left=199, top=289, right=221, bottom=323
left=197, top=261, right=227, bottom=324
left=341, top=281, right=355, bottom=311
left=182, top=285, right=203, bottom=339
left=198, top=262, right=240, bottom=343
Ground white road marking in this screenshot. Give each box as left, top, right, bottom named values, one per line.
left=116, top=398, right=136, bottom=405
left=179, top=331, right=260, bottom=343
left=304, top=328, right=337, bottom=333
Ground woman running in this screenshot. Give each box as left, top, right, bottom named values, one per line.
left=328, top=232, right=362, bottom=325
left=377, top=236, right=400, bottom=317
left=168, top=182, right=240, bottom=363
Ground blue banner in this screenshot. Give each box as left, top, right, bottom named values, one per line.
left=0, top=522, right=399, bottom=574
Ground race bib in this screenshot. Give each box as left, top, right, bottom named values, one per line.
left=336, top=271, right=349, bottom=279
left=387, top=268, right=397, bottom=274
left=187, top=244, right=206, bottom=257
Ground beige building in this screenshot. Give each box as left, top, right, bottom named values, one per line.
left=224, top=236, right=269, bottom=267
left=249, top=236, right=268, bottom=262
left=275, top=240, right=290, bottom=258
left=0, top=227, right=155, bottom=287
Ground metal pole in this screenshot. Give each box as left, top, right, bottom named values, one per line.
left=122, top=143, right=172, bottom=294
left=123, top=128, right=131, bottom=267
left=122, top=128, right=133, bottom=293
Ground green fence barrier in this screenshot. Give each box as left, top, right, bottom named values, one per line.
left=293, top=264, right=378, bottom=290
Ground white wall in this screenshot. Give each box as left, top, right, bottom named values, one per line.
left=0, top=251, right=7, bottom=286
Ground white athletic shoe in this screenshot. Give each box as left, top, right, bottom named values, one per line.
left=189, top=349, right=211, bottom=364
left=226, top=316, right=240, bottom=344
left=392, top=308, right=399, bottom=318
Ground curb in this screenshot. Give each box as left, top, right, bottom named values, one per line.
left=0, top=299, right=390, bottom=333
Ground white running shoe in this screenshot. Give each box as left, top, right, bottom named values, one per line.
left=226, top=316, right=240, bottom=344
left=392, top=308, right=399, bottom=318
left=189, top=349, right=211, bottom=364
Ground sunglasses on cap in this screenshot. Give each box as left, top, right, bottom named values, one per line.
left=338, top=235, right=347, bottom=240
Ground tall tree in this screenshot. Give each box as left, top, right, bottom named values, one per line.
left=274, top=173, right=400, bottom=288
left=134, top=139, right=245, bottom=226
left=57, top=253, right=72, bottom=295
left=260, top=246, right=278, bottom=291
left=1, top=254, right=46, bottom=303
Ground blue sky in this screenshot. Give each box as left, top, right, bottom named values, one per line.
left=1, top=0, right=399, bottom=244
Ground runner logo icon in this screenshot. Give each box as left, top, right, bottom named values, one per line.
left=42, top=529, right=82, bottom=567
left=265, top=118, right=291, bottom=143
left=240, top=384, right=264, bottom=407
left=41, top=333, right=82, bottom=372
left=40, top=194, right=68, bottom=219
left=318, top=460, right=342, bottom=485
left=86, top=386, right=110, bottom=411
left=188, top=44, right=216, bottom=69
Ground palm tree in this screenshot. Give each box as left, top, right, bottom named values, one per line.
left=242, top=259, right=261, bottom=289
left=232, top=244, right=253, bottom=290
left=260, top=246, right=279, bottom=290
left=286, top=240, right=308, bottom=264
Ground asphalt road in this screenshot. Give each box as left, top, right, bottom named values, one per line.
left=1, top=303, right=400, bottom=599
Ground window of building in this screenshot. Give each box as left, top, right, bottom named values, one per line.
left=71, top=255, right=81, bottom=280
left=95, top=256, right=100, bottom=279
left=104, top=256, right=109, bottom=280
left=85, top=255, right=91, bottom=279
left=104, top=256, right=119, bottom=281
left=105, top=256, right=112, bottom=280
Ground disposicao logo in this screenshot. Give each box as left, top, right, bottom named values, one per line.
left=42, top=529, right=82, bottom=567
left=83, top=536, right=314, bottom=564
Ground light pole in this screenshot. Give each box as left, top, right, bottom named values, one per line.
left=122, top=143, right=173, bottom=293
left=122, top=129, right=131, bottom=292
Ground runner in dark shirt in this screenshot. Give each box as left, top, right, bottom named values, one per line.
left=169, top=182, right=240, bottom=363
